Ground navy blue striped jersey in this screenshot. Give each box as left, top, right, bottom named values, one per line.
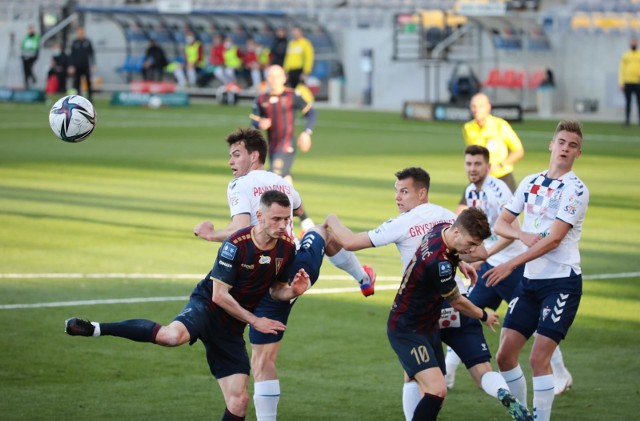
left=191, top=226, right=296, bottom=335
left=387, top=223, right=461, bottom=334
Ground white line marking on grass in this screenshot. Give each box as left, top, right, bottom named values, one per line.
left=0, top=272, right=637, bottom=310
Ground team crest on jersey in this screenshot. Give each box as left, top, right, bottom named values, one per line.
left=259, top=255, right=271, bottom=264
left=221, top=243, right=237, bottom=260
left=542, top=306, right=551, bottom=321
left=276, top=258, right=283, bottom=274
left=438, top=261, right=453, bottom=277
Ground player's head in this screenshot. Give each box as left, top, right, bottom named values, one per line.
left=464, top=145, right=490, bottom=185
left=291, top=26, right=304, bottom=39
left=266, top=65, right=287, bottom=91
left=394, top=167, right=430, bottom=213
left=76, top=26, right=86, bottom=39
left=449, top=207, right=491, bottom=254
left=226, top=128, right=268, bottom=177
left=631, top=37, right=638, bottom=51
left=470, top=93, right=491, bottom=123
left=549, top=120, right=583, bottom=171
left=257, top=190, right=292, bottom=239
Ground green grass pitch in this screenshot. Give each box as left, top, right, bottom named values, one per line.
left=0, top=98, right=639, bottom=420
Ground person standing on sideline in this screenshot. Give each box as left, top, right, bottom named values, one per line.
left=47, top=42, right=68, bottom=94
left=68, top=26, right=95, bottom=101
left=484, top=120, right=589, bottom=421
left=324, top=167, right=532, bottom=421
left=462, top=93, right=525, bottom=193
left=193, top=128, right=376, bottom=421
left=250, top=65, right=317, bottom=234
left=283, top=26, right=314, bottom=89
left=20, top=24, right=40, bottom=89
left=386, top=208, right=513, bottom=421
left=619, top=37, right=640, bottom=126
left=65, top=190, right=311, bottom=421
left=270, top=27, right=288, bottom=67
left=445, top=145, right=574, bottom=397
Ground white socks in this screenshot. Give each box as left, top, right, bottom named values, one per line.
left=532, top=374, right=554, bottom=421
left=254, top=380, right=280, bottom=421
left=550, top=345, right=568, bottom=376
left=444, top=347, right=461, bottom=388
left=402, top=381, right=421, bottom=421
left=480, top=371, right=509, bottom=398
left=328, top=248, right=368, bottom=284
left=501, top=365, right=527, bottom=407
left=91, top=322, right=101, bottom=336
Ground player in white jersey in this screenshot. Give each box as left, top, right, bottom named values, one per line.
left=193, top=128, right=376, bottom=421
left=484, top=121, right=589, bottom=421
left=325, top=167, right=532, bottom=421
left=445, top=145, right=573, bottom=397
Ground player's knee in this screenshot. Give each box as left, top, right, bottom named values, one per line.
left=226, top=389, right=250, bottom=415
left=528, top=351, right=551, bottom=373
left=155, top=324, right=189, bottom=347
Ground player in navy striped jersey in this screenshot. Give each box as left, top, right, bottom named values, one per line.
left=445, top=145, right=573, bottom=397
left=64, top=190, right=310, bottom=421
left=325, top=167, right=532, bottom=421
left=194, top=128, right=375, bottom=420
left=387, top=208, right=520, bottom=421
left=484, top=121, right=589, bottom=421
left=250, top=64, right=317, bottom=235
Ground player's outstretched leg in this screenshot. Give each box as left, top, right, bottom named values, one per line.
left=65, top=317, right=176, bottom=344
left=444, top=347, right=461, bottom=389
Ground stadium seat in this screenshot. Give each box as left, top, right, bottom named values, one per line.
left=502, top=69, right=524, bottom=89
left=116, top=55, right=145, bottom=74
left=527, top=69, right=547, bottom=89
left=310, top=60, right=330, bottom=81
left=571, top=12, right=592, bottom=33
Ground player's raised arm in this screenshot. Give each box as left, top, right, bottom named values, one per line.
left=323, top=213, right=373, bottom=251
left=194, top=213, right=251, bottom=242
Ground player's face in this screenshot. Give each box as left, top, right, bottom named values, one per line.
left=394, top=178, right=424, bottom=213
left=470, top=96, right=491, bottom=122
left=464, top=154, right=489, bottom=184
left=267, top=66, right=287, bottom=90
left=260, top=203, right=292, bottom=239
left=451, top=229, right=484, bottom=255
left=549, top=130, right=582, bottom=170
left=228, top=141, right=256, bottom=177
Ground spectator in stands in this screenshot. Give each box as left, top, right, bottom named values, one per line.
left=242, top=38, right=263, bottom=90
left=205, top=33, right=229, bottom=85
left=221, top=35, right=243, bottom=85
left=20, top=23, right=40, bottom=89
left=283, top=26, right=314, bottom=88
left=462, top=93, right=524, bottom=193
left=47, top=42, right=68, bottom=94
left=270, top=27, right=288, bottom=67
left=173, top=30, right=205, bottom=88
left=619, top=37, right=640, bottom=127
left=68, top=26, right=95, bottom=101
left=142, top=40, right=168, bottom=82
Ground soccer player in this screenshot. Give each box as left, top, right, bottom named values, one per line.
left=64, top=190, right=310, bottom=420
left=446, top=145, right=573, bottom=397
left=484, top=120, right=589, bottom=421
left=193, top=128, right=375, bottom=420
left=325, top=167, right=531, bottom=421
left=250, top=64, right=316, bottom=234
left=387, top=208, right=511, bottom=420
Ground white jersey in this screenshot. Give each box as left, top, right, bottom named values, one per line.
left=368, top=203, right=457, bottom=274
left=506, top=170, right=589, bottom=279
left=227, top=169, right=302, bottom=236
left=464, top=175, right=527, bottom=266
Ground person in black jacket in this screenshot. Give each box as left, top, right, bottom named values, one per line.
left=269, top=27, right=287, bottom=67
left=68, top=26, right=95, bottom=100
left=48, top=42, right=68, bottom=93
left=142, top=40, right=168, bottom=81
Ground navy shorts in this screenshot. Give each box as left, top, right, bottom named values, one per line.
left=387, top=327, right=445, bottom=379
left=503, top=271, right=582, bottom=343
left=470, top=262, right=524, bottom=310
left=440, top=300, right=492, bottom=368
left=174, top=299, right=250, bottom=379
left=269, top=152, right=296, bottom=177
left=249, top=231, right=325, bottom=345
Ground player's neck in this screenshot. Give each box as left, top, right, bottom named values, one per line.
left=251, top=226, right=277, bottom=250
left=441, top=227, right=454, bottom=253
left=546, top=164, right=573, bottom=180
left=271, top=86, right=285, bottom=95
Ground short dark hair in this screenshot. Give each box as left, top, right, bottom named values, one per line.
left=554, top=120, right=583, bottom=143
left=464, top=145, right=490, bottom=163
left=395, top=167, right=430, bottom=192
left=452, top=207, right=491, bottom=241
left=260, top=190, right=291, bottom=209
left=226, top=128, right=268, bottom=164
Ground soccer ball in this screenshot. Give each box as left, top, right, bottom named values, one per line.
left=49, top=95, right=96, bottom=142
left=148, top=95, right=162, bottom=109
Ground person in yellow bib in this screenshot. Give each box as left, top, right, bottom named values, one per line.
left=283, top=26, right=314, bottom=89
left=462, top=93, right=524, bottom=192
left=619, top=37, right=640, bottom=126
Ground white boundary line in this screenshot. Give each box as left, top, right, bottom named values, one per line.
left=0, top=272, right=638, bottom=310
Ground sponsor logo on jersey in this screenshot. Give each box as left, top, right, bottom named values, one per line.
left=241, top=264, right=254, bottom=270
left=252, top=184, right=291, bottom=197
left=218, top=260, right=232, bottom=268
left=409, top=219, right=455, bottom=238
left=276, top=258, right=283, bottom=274
left=221, top=243, right=237, bottom=260
left=438, top=261, right=452, bottom=277
left=259, top=255, right=271, bottom=264
left=563, top=205, right=577, bottom=215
